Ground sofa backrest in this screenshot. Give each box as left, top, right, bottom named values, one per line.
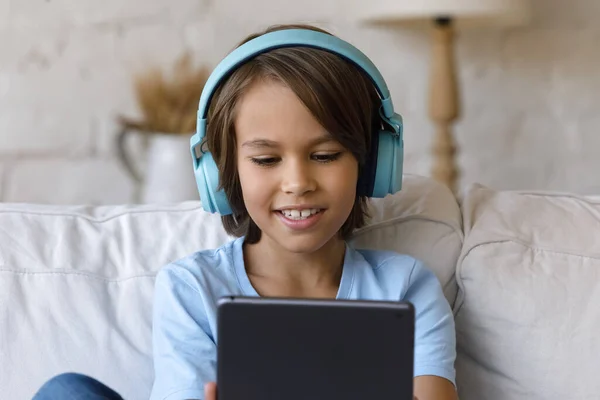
left=0, top=174, right=462, bottom=400
left=456, top=184, right=600, bottom=400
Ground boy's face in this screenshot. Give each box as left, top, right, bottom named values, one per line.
left=235, top=79, right=358, bottom=254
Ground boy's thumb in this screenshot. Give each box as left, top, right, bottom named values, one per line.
left=204, top=382, right=217, bottom=399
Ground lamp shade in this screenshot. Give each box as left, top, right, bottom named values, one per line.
left=354, top=0, right=531, bottom=28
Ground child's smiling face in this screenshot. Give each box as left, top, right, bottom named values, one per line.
left=235, top=78, right=359, bottom=254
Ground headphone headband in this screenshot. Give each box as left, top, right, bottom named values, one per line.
left=196, top=29, right=397, bottom=137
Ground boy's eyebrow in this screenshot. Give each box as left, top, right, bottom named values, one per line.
left=241, top=138, right=279, bottom=149
left=241, top=134, right=335, bottom=149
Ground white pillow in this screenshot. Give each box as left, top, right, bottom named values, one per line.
left=0, top=174, right=462, bottom=400
left=455, top=184, right=600, bottom=400
left=352, top=174, right=463, bottom=304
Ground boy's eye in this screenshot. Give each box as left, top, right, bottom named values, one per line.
left=250, top=157, right=279, bottom=167
left=312, top=152, right=342, bottom=163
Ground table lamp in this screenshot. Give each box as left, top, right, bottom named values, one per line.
left=353, top=0, right=531, bottom=192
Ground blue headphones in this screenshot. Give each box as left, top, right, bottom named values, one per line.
left=190, top=29, right=404, bottom=215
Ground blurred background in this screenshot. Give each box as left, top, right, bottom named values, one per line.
left=0, top=0, right=598, bottom=205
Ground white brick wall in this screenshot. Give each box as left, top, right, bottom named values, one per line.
left=1, top=0, right=599, bottom=204
left=4, top=157, right=134, bottom=204
left=0, top=161, right=5, bottom=199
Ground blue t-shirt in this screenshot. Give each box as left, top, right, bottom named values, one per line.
left=149, top=237, right=456, bottom=400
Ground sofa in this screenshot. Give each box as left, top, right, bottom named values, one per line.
left=2, top=174, right=598, bottom=400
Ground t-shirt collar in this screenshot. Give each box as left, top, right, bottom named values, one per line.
left=232, top=236, right=356, bottom=299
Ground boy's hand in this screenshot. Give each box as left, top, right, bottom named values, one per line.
left=203, top=382, right=418, bottom=400
left=204, top=382, right=217, bottom=400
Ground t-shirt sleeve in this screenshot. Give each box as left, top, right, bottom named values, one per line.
left=149, top=265, right=216, bottom=400
left=404, top=259, right=456, bottom=386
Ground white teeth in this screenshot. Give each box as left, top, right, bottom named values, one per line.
left=281, top=208, right=320, bottom=220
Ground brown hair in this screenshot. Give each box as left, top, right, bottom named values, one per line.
left=204, top=24, right=382, bottom=244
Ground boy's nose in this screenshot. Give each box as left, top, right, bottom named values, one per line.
left=280, top=160, right=317, bottom=196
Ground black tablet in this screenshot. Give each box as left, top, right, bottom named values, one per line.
left=216, top=296, right=415, bottom=400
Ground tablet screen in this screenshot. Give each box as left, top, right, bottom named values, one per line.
left=217, top=297, right=414, bottom=400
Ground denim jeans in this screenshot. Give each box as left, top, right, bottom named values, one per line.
left=32, top=373, right=124, bottom=400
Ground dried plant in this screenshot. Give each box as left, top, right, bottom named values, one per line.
left=119, top=53, right=209, bottom=134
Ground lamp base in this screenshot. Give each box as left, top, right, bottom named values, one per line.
left=428, top=17, right=460, bottom=193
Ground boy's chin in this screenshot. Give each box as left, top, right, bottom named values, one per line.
left=265, top=231, right=342, bottom=255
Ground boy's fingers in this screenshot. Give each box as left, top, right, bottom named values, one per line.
left=204, top=382, right=217, bottom=400
left=205, top=382, right=413, bottom=400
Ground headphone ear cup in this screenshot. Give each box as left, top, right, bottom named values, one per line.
left=392, top=131, right=403, bottom=192
left=195, top=151, right=233, bottom=215
left=371, top=129, right=403, bottom=197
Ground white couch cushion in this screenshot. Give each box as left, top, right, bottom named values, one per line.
left=455, top=185, right=600, bottom=400
left=0, top=175, right=462, bottom=400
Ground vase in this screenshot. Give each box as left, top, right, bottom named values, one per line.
left=117, top=129, right=199, bottom=204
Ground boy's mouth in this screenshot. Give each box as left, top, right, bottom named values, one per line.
left=277, top=208, right=322, bottom=220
